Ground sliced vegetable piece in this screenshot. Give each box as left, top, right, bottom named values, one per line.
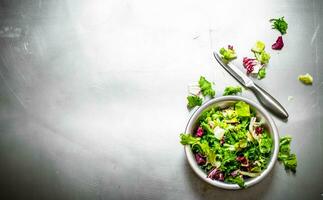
left=272, top=36, right=284, bottom=50
left=298, top=73, right=313, bottom=85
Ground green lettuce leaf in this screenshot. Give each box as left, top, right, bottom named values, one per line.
left=219, top=47, right=237, bottom=62
left=259, top=132, right=272, bottom=154
left=187, top=95, right=203, bottom=109
left=180, top=133, right=200, bottom=145
left=235, top=101, right=250, bottom=117
left=199, top=76, right=215, bottom=97
left=223, top=86, right=242, bottom=96
left=282, top=153, right=297, bottom=172
left=259, top=51, right=271, bottom=64
left=257, top=68, right=266, bottom=79
left=251, top=41, right=265, bottom=53
left=298, top=73, right=313, bottom=85
left=278, top=136, right=297, bottom=172
left=255, top=51, right=271, bottom=64
left=225, top=176, right=245, bottom=188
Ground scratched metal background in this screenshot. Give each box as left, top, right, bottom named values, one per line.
left=0, top=0, right=322, bottom=199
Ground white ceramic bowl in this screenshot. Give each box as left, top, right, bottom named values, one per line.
left=184, top=96, right=279, bottom=189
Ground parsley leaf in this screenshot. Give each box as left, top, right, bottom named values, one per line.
left=270, top=17, right=288, bottom=35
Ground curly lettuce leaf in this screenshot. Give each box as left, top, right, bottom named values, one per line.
left=235, top=101, right=250, bottom=117
left=198, top=76, right=215, bottom=97
left=223, top=86, right=242, bottom=96
left=187, top=95, right=203, bottom=109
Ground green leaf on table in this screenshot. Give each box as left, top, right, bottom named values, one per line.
left=223, top=86, right=242, bottom=96
left=187, top=95, right=203, bottom=109
left=278, top=135, right=297, bottom=172
left=198, top=76, right=215, bottom=98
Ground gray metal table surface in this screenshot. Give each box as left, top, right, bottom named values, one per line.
left=0, top=0, right=322, bottom=199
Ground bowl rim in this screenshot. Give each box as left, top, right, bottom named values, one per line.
left=184, top=96, right=279, bottom=190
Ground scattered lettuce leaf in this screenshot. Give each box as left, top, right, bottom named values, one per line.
left=298, top=73, right=313, bottom=85
left=187, top=95, right=203, bottom=109
left=223, top=86, right=242, bottom=96
left=219, top=47, right=237, bottom=62
left=255, top=51, right=271, bottom=64
left=248, top=41, right=270, bottom=80
left=198, top=76, right=215, bottom=97
left=278, top=136, right=297, bottom=172
left=257, top=68, right=266, bottom=79
left=282, top=153, right=297, bottom=172
left=270, top=17, right=288, bottom=35
left=251, top=41, right=265, bottom=53
left=235, top=101, right=250, bottom=117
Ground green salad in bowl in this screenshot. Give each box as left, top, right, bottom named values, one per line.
left=180, top=96, right=279, bottom=189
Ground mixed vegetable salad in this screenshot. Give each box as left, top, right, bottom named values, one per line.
left=181, top=15, right=301, bottom=189
left=180, top=101, right=273, bottom=188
